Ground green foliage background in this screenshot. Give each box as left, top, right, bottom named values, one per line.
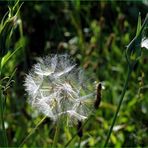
left=0, top=0, right=148, bottom=147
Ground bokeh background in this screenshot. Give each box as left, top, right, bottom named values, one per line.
left=0, top=1, right=148, bottom=147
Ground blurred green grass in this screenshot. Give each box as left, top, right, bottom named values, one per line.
left=0, top=0, right=148, bottom=147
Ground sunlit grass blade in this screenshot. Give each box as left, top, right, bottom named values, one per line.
left=136, top=12, right=141, bottom=37
left=1, top=46, right=22, bottom=69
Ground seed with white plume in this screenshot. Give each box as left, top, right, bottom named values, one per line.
left=24, top=54, right=95, bottom=124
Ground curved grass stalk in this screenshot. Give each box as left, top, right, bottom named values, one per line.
left=19, top=116, right=46, bottom=147
left=104, top=67, right=132, bottom=147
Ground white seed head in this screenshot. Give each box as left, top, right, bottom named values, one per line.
left=24, top=54, right=95, bottom=124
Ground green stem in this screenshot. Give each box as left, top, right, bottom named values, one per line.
left=19, top=116, right=46, bottom=147
left=78, top=137, right=81, bottom=148
left=0, top=59, right=8, bottom=147
left=52, top=122, right=60, bottom=148
left=104, top=67, right=132, bottom=147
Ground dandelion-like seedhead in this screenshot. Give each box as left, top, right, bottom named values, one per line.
left=24, top=54, right=95, bottom=125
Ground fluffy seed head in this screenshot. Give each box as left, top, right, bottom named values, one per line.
left=24, top=54, right=95, bottom=124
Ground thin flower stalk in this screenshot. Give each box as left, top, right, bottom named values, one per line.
left=104, top=13, right=148, bottom=147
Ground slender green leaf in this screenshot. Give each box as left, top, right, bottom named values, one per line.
left=136, top=12, right=141, bottom=36
left=1, top=46, right=22, bottom=69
